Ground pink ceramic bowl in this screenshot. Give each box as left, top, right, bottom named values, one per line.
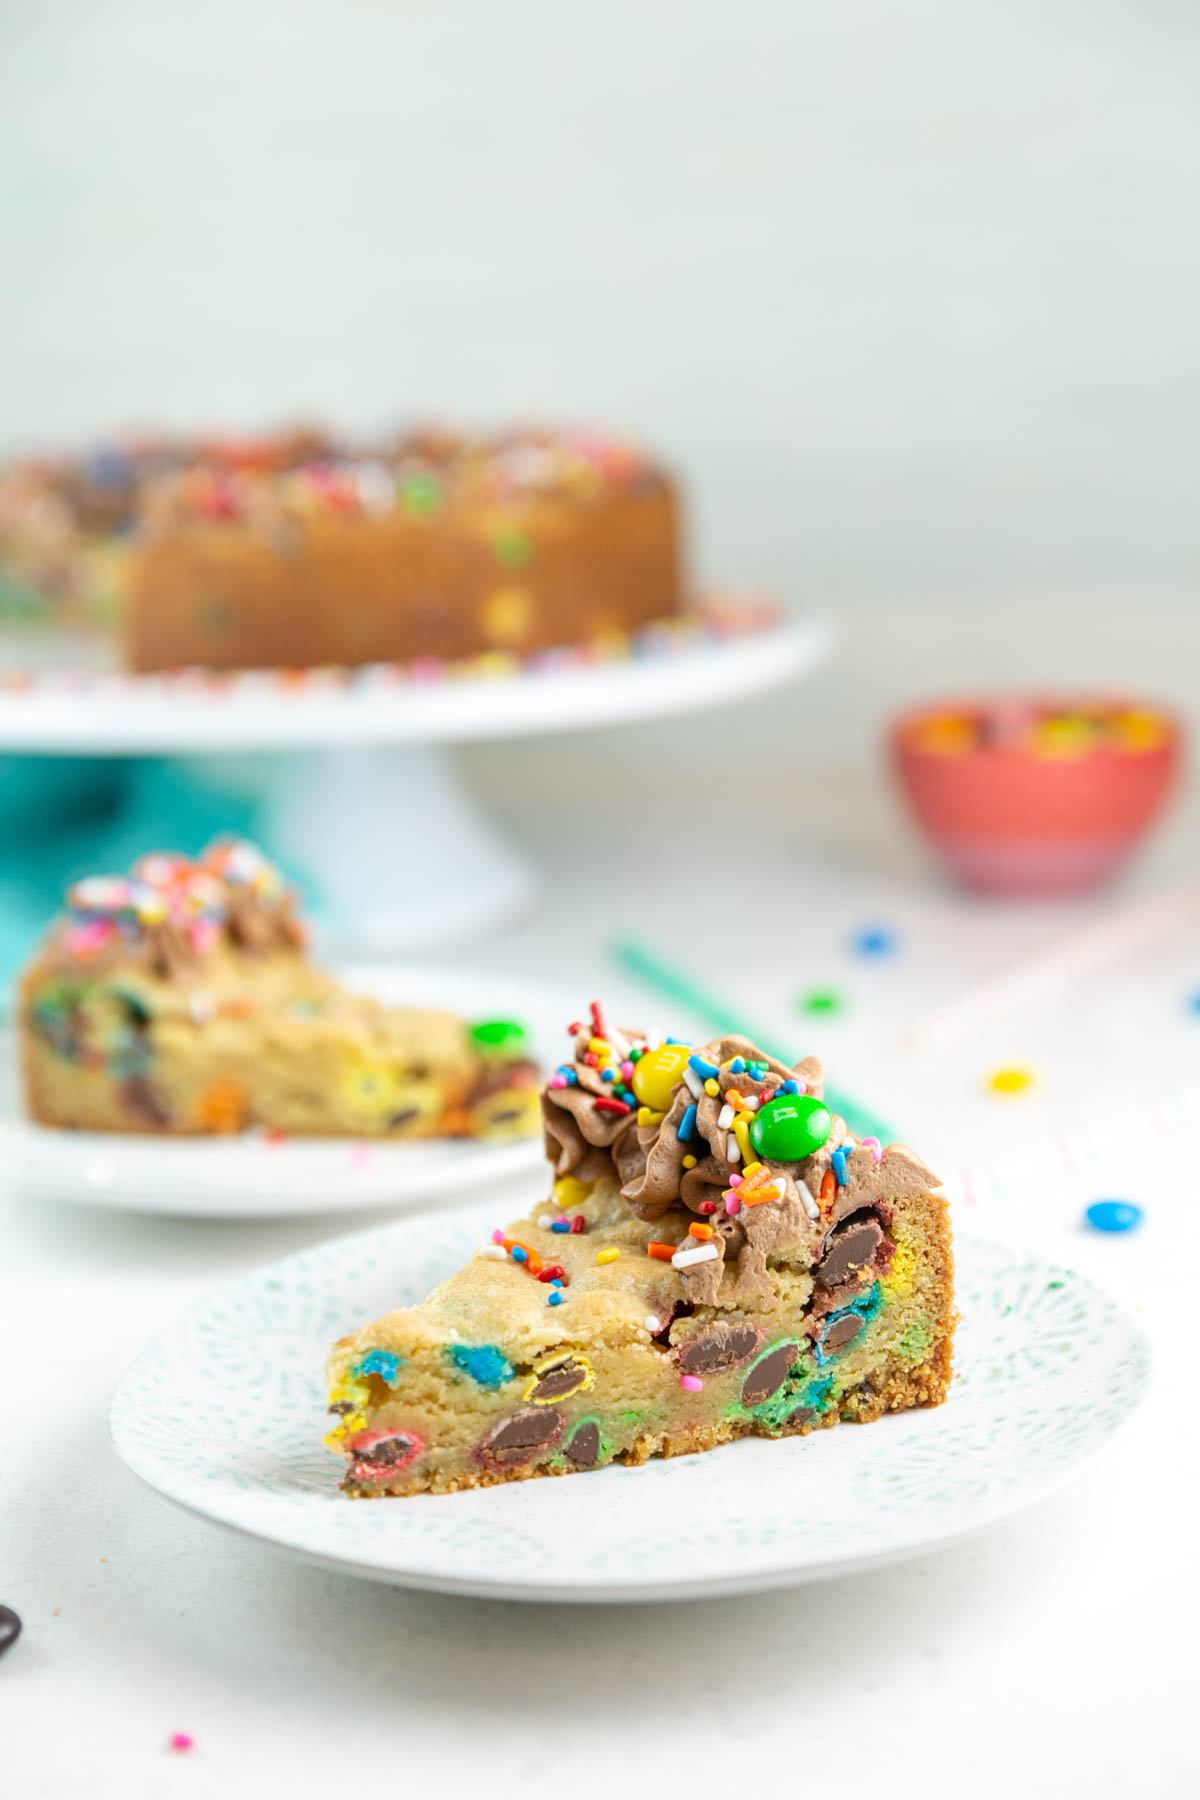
left=890, top=695, right=1183, bottom=894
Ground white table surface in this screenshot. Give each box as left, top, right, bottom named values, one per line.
left=3, top=736, right=1197, bottom=1800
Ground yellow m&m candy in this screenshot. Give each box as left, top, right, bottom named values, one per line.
left=631, top=1042, right=693, bottom=1113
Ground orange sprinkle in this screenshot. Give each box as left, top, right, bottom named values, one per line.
left=688, top=1222, right=714, bottom=1240
left=741, top=1184, right=781, bottom=1207
left=503, top=1237, right=544, bottom=1274
left=820, top=1168, right=836, bottom=1200
left=647, top=1241, right=675, bottom=1261
left=739, top=1168, right=773, bottom=1195
left=725, top=1088, right=744, bottom=1109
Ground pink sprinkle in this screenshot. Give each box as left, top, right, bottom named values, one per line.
left=351, top=1144, right=373, bottom=1170
left=548, top=1074, right=568, bottom=1089
left=680, top=1374, right=704, bottom=1393
left=554, top=1214, right=569, bottom=1226
left=724, top=1195, right=741, bottom=1216
left=620, top=1060, right=634, bottom=1081
left=491, top=1228, right=506, bottom=1244
left=861, top=1135, right=883, bottom=1164
left=727, top=1171, right=743, bottom=1187
left=64, top=920, right=112, bottom=955
left=168, top=1733, right=194, bottom=1754
left=795, top=1079, right=807, bottom=1094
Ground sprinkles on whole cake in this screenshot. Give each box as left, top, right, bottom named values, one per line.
left=325, top=1002, right=956, bottom=1495
left=0, top=423, right=683, bottom=673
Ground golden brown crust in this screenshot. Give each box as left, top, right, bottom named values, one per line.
left=343, top=1344, right=954, bottom=1496
left=123, top=480, right=682, bottom=673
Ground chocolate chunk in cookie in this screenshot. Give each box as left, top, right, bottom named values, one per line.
left=822, top=1313, right=865, bottom=1354
left=527, top=1356, right=592, bottom=1403
left=678, top=1319, right=764, bottom=1377
left=742, top=1341, right=798, bottom=1407
left=817, top=1216, right=884, bottom=1288
left=478, top=1407, right=565, bottom=1467
left=564, top=1421, right=601, bottom=1467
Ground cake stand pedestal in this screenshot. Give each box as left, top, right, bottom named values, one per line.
left=267, top=743, right=536, bottom=953
left=0, top=607, right=832, bottom=955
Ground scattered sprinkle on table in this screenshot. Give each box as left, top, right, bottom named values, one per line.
left=1085, top=1199, right=1143, bottom=1234
left=168, top=1733, right=195, bottom=1754
left=851, top=925, right=898, bottom=957
left=986, top=1066, right=1036, bottom=1095
left=798, top=988, right=844, bottom=1016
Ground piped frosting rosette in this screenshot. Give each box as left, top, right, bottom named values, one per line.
left=199, top=838, right=304, bottom=953
left=58, top=839, right=302, bottom=977
left=541, top=1005, right=935, bottom=1309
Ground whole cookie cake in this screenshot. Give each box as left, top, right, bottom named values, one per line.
left=325, top=1004, right=955, bottom=1494
left=0, top=426, right=683, bottom=672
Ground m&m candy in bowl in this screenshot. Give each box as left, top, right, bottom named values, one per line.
left=890, top=695, right=1181, bottom=894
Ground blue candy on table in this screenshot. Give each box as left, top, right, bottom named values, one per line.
left=851, top=925, right=899, bottom=957
left=1084, top=1200, right=1143, bottom=1234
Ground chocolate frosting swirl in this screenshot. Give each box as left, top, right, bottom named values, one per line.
left=41, top=840, right=305, bottom=985
left=540, top=1014, right=938, bottom=1309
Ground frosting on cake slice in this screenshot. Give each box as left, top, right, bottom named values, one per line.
left=17, top=840, right=538, bottom=1141
left=325, top=1005, right=955, bottom=1495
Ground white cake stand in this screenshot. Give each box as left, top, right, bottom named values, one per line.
left=0, top=604, right=832, bottom=953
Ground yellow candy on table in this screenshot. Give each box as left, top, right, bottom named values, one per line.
left=987, top=1066, right=1036, bottom=1096
left=631, top=1041, right=693, bottom=1113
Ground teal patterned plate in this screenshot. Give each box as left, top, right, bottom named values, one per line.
left=108, top=1205, right=1150, bottom=1601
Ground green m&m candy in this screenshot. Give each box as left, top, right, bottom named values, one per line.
left=749, top=1094, right=833, bottom=1162
left=471, top=1018, right=528, bottom=1056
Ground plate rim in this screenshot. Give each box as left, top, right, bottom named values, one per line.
left=106, top=1209, right=1153, bottom=1602
left=0, top=962, right=568, bottom=1216
left=0, top=609, right=832, bottom=754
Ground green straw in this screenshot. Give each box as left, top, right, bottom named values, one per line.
left=610, top=936, right=896, bottom=1146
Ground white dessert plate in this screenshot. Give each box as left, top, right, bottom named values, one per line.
left=108, top=1202, right=1150, bottom=1601
left=0, top=965, right=572, bottom=1217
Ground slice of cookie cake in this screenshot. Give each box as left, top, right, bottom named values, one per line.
left=325, top=1005, right=955, bottom=1495
left=18, top=840, right=539, bottom=1142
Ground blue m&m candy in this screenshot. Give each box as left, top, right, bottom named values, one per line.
left=1084, top=1200, right=1143, bottom=1234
